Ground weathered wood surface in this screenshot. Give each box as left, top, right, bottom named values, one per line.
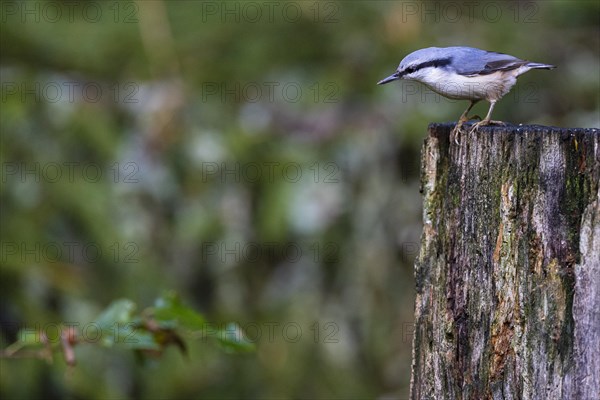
left=410, top=123, right=599, bottom=400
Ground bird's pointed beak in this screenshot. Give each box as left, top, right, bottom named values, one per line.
left=377, top=72, right=401, bottom=85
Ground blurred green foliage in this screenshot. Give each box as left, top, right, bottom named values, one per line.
left=1, top=0, right=598, bottom=399
left=5, top=292, right=253, bottom=367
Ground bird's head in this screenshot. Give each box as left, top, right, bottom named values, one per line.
left=377, top=47, right=452, bottom=85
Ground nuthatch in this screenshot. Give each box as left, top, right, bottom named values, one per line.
left=378, top=46, right=555, bottom=143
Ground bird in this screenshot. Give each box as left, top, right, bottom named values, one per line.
left=377, top=46, right=555, bottom=143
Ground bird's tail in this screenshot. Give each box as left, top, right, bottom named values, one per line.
left=526, top=62, right=556, bottom=70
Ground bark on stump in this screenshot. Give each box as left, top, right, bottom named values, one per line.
left=410, top=124, right=600, bottom=400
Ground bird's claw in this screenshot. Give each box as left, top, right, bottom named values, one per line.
left=451, top=123, right=467, bottom=145
left=469, top=121, right=485, bottom=134
left=468, top=119, right=505, bottom=134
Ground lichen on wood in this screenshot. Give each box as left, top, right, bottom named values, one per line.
left=410, top=123, right=599, bottom=400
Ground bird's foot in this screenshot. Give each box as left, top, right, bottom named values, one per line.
left=469, top=119, right=505, bottom=134
left=451, top=122, right=467, bottom=145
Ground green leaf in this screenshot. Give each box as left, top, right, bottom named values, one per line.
left=153, top=291, right=206, bottom=331
left=216, top=323, right=256, bottom=353
left=101, top=322, right=159, bottom=350
left=121, top=330, right=161, bottom=351
left=94, top=299, right=136, bottom=329
left=92, top=299, right=137, bottom=347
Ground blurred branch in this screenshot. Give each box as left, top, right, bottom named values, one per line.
left=135, top=0, right=181, bottom=78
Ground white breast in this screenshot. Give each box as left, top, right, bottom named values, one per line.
left=413, top=67, right=523, bottom=101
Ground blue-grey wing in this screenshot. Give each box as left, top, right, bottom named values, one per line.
left=455, top=50, right=528, bottom=76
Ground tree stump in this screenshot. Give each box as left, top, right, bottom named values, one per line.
left=410, top=123, right=600, bottom=400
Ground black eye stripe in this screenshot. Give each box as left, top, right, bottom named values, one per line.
left=405, top=57, right=452, bottom=74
